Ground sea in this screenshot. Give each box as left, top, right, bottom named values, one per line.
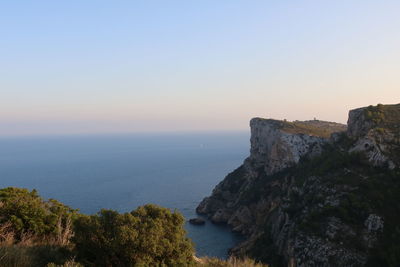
left=0, top=132, right=249, bottom=258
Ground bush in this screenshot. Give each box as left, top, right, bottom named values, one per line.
left=0, top=187, right=76, bottom=242
left=73, top=204, right=195, bottom=266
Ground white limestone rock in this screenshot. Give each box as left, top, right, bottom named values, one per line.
left=250, top=118, right=327, bottom=175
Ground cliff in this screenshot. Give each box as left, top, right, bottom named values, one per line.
left=248, top=119, right=342, bottom=175
left=197, top=104, right=400, bottom=267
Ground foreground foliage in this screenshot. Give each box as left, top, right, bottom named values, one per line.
left=73, top=205, right=194, bottom=266
left=0, top=187, right=266, bottom=267
left=197, top=257, right=268, bottom=267
left=0, top=187, right=195, bottom=266
left=0, top=187, right=76, bottom=243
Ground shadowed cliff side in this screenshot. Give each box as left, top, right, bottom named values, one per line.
left=197, top=104, right=400, bottom=267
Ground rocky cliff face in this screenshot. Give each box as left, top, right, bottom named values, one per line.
left=249, top=118, right=326, bottom=175
left=347, top=105, right=399, bottom=169
left=196, top=119, right=342, bottom=231
left=197, top=104, right=400, bottom=267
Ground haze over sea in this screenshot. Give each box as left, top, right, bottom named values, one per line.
left=0, top=132, right=249, bottom=258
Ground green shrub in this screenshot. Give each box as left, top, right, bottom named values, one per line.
left=73, top=204, right=195, bottom=267
left=0, top=187, right=77, bottom=241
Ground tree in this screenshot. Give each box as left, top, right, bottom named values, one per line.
left=0, top=187, right=76, bottom=241
left=73, top=204, right=194, bottom=267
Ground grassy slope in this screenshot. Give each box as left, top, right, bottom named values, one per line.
left=364, top=103, right=400, bottom=130
left=280, top=120, right=347, bottom=138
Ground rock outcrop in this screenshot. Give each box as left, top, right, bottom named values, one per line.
left=189, top=218, right=206, bottom=225
left=347, top=104, right=400, bottom=169
left=197, top=104, right=400, bottom=267
left=249, top=118, right=327, bottom=175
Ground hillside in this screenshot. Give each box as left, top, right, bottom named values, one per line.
left=197, top=104, right=400, bottom=267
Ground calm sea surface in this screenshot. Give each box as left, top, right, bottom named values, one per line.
left=0, top=132, right=249, bottom=258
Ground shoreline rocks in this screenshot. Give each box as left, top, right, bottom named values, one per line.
left=189, top=218, right=206, bottom=225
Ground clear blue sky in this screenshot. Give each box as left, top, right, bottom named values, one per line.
left=1, top=1, right=399, bottom=135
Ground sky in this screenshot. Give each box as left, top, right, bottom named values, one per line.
left=1, top=1, right=399, bottom=136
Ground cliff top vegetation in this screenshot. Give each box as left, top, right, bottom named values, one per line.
left=364, top=103, right=400, bottom=132
left=251, top=117, right=346, bottom=139
left=280, top=120, right=347, bottom=138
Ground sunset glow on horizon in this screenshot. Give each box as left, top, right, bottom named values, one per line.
left=1, top=1, right=399, bottom=136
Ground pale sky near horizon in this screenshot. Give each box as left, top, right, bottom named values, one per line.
left=1, top=1, right=399, bottom=136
